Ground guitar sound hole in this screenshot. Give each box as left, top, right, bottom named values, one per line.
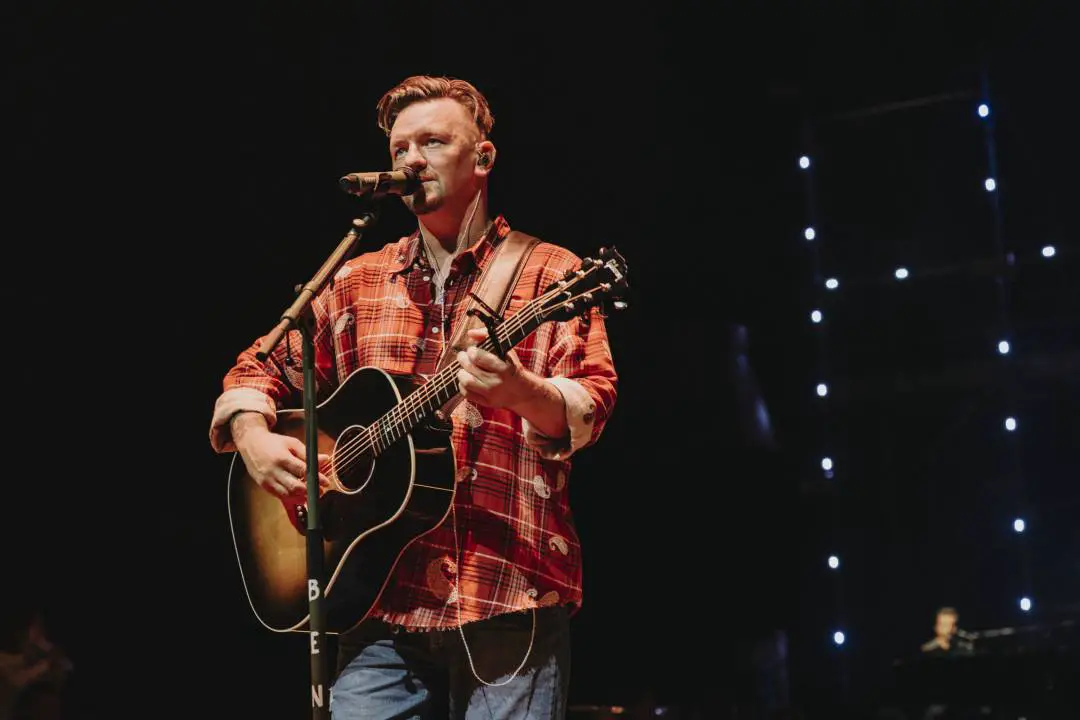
left=334, top=425, right=376, bottom=493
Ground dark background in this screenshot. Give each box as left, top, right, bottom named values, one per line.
left=6, top=1, right=1078, bottom=717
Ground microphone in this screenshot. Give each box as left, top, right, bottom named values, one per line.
left=339, top=167, right=422, bottom=197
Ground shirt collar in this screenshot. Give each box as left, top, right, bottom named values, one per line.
left=388, top=215, right=512, bottom=276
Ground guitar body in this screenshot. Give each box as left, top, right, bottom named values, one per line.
left=225, top=245, right=630, bottom=636
left=227, top=366, right=457, bottom=634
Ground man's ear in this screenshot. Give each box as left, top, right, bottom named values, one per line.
left=475, top=140, right=496, bottom=175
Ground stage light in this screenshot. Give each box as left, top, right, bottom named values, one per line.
left=816, top=383, right=828, bottom=397
left=811, top=310, right=823, bottom=324
left=977, top=76, right=1038, bottom=634
left=825, top=277, right=839, bottom=290
left=828, top=555, right=840, bottom=569
left=821, top=457, right=833, bottom=471
left=799, top=155, right=811, bottom=169
left=833, top=631, right=845, bottom=646
left=1042, top=245, right=1056, bottom=258
left=894, top=267, right=909, bottom=280
left=804, top=227, right=816, bottom=241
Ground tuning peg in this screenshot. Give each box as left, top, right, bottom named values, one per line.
left=613, top=300, right=628, bottom=311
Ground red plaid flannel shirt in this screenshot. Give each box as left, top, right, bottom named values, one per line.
left=210, top=215, right=618, bottom=630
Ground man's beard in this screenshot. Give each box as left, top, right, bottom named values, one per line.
left=404, top=188, right=438, bottom=215
left=404, top=180, right=476, bottom=219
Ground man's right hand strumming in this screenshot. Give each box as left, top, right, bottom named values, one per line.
left=231, top=411, right=332, bottom=500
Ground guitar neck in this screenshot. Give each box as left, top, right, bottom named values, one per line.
left=368, top=302, right=546, bottom=455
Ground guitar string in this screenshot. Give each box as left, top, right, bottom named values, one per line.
left=327, top=292, right=550, bottom=475
left=327, top=300, right=541, bottom=472
left=359, top=266, right=604, bottom=453
left=316, top=264, right=595, bottom=476
left=345, top=279, right=600, bottom=463
left=327, top=276, right=600, bottom=476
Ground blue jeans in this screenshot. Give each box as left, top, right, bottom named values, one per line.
left=330, top=605, right=571, bottom=719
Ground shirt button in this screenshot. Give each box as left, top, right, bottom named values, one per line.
left=531, top=475, right=551, bottom=499
left=423, top=275, right=431, bottom=282
left=431, top=326, right=440, bottom=334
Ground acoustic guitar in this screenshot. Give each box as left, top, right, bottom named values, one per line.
left=227, top=247, right=629, bottom=633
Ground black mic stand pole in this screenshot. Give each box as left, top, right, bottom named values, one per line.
left=254, top=207, right=379, bottom=720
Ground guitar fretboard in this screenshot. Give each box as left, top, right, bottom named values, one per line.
left=365, top=301, right=548, bottom=455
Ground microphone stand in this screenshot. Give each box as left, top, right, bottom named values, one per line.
left=253, top=208, right=379, bottom=720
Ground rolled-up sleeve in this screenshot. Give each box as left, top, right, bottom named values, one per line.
left=522, top=305, right=618, bottom=460
left=522, top=376, right=599, bottom=460
left=209, top=387, right=280, bottom=453
left=208, top=294, right=337, bottom=454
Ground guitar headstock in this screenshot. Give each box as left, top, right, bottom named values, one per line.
left=541, top=246, right=630, bottom=322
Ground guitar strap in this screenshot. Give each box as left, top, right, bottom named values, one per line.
left=436, top=229, right=541, bottom=412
